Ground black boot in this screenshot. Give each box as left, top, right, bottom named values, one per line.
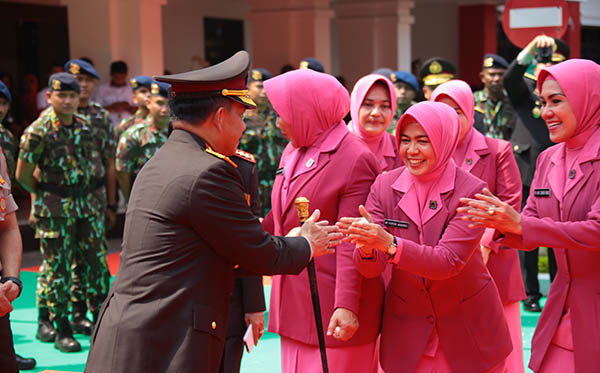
left=15, top=354, right=36, bottom=370
left=54, top=317, right=81, bottom=353
left=36, top=307, right=57, bottom=342
left=70, top=302, right=94, bottom=335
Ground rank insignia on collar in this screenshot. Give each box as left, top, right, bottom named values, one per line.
left=466, top=158, right=472, bottom=165
left=569, top=169, right=576, bottom=179
left=306, top=158, right=314, bottom=168
left=69, top=63, right=80, bottom=75
left=429, top=200, right=438, bottom=210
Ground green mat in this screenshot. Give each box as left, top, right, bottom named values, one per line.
left=11, top=271, right=542, bottom=372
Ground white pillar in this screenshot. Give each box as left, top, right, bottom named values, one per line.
left=333, top=0, right=414, bottom=85
left=246, top=0, right=333, bottom=74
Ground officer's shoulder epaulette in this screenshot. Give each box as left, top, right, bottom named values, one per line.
left=524, top=72, right=537, bottom=81
left=206, top=147, right=238, bottom=168
left=233, top=149, right=256, bottom=164
left=474, top=106, right=485, bottom=114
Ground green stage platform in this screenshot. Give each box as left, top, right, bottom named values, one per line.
left=10, top=271, right=543, bottom=372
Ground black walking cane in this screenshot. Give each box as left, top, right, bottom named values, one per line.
left=294, top=197, right=329, bottom=373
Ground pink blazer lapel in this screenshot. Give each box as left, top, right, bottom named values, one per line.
left=270, top=170, right=285, bottom=235
left=392, top=169, right=421, bottom=228
left=462, top=130, right=488, bottom=173
left=561, top=160, right=598, bottom=220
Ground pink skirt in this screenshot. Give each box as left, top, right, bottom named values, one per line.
left=504, top=301, right=524, bottom=373
left=280, top=336, right=377, bottom=373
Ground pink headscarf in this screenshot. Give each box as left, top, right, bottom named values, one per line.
left=396, top=101, right=461, bottom=182
left=537, top=59, right=600, bottom=148
left=264, top=69, right=350, bottom=148
left=431, top=80, right=475, bottom=165
left=348, top=74, right=397, bottom=149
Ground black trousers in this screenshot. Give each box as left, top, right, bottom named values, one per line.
left=520, top=186, right=557, bottom=299
left=0, top=314, right=18, bottom=373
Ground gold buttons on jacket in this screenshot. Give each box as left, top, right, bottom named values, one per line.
left=211, top=321, right=217, bottom=330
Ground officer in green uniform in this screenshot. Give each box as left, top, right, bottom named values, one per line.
left=114, top=76, right=153, bottom=139
left=238, top=68, right=287, bottom=216
left=65, top=59, right=115, bottom=335
left=418, top=57, right=456, bottom=101
left=0, top=82, right=16, bottom=179
left=473, top=54, right=515, bottom=140
left=16, top=73, right=108, bottom=352
left=115, top=81, right=170, bottom=201
left=387, top=71, right=419, bottom=135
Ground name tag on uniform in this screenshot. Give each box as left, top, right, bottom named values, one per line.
left=384, top=219, right=409, bottom=229
left=275, top=167, right=284, bottom=175
left=534, top=188, right=551, bottom=197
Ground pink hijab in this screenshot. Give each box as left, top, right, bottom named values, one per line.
left=431, top=80, right=475, bottom=166
left=348, top=74, right=397, bottom=154
left=537, top=59, right=600, bottom=149
left=395, top=102, right=461, bottom=227
left=264, top=69, right=350, bottom=148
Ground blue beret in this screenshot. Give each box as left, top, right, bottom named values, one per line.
left=390, top=71, right=419, bottom=92
left=0, top=81, right=11, bottom=103
left=65, top=59, right=100, bottom=80
left=49, top=72, right=80, bottom=93
left=248, top=68, right=272, bottom=82
left=130, top=76, right=154, bottom=92
left=482, top=54, right=509, bottom=70
left=372, top=68, right=394, bottom=81
left=299, top=57, right=324, bottom=73
left=151, top=81, right=170, bottom=98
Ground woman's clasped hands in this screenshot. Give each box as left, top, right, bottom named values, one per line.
left=336, top=205, right=394, bottom=256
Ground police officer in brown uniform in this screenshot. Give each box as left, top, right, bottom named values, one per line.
left=85, top=51, right=340, bottom=373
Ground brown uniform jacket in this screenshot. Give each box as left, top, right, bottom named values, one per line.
left=85, top=129, right=311, bottom=373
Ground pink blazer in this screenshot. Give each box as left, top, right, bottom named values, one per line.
left=355, top=166, right=512, bottom=373
left=500, top=135, right=600, bottom=372
left=263, top=124, right=383, bottom=348
left=461, top=131, right=526, bottom=303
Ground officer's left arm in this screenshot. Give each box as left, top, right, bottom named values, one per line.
left=15, top=160, right=37, bottom=194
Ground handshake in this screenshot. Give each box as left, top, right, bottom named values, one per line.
left=286, top=205, right=392, bottom=258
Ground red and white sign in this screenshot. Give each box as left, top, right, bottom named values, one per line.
left=502, top=0, right=568, bottom=48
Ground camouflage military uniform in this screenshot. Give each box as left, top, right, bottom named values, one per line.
left=387, top=100, right=416, bottom=135
left=239, top=107, right=287, bottom=216
left=115, top=122, right=168, bottom=178
left=72, top=101, right=115, bottom=310
left=114, top=109, right=150, bottom=140
left=473, top=89, right=515, bottom=140
left=0, top=124, right=16, bottom=179
left=19, top=108, right=110, bottom=320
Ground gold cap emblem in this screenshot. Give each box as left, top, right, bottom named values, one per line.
left=390, top=73, right=397, bottom=82
left=429, top=60, right=442, bottom=74
left=52, top=79, right=61, bottom=90
left=483, top=57, right=494, bottom=68
left=130, top=79, right=138, bottom=88
left=299, top=61, right=309, bottom=69
left=69, top=63, right=80, bottom=75
left=151, top=83, right=159, bottom=95
left=251, top=69, right=262, bottom=81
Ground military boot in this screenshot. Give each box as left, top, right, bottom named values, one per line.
left=70, top=302, right=94, bottom=335
left=35, top=307, right=57, bottom=342
left=54, top=317, right=81, bottom=352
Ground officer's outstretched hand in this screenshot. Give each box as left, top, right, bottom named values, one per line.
left=300, top=209, right=341, bottom=258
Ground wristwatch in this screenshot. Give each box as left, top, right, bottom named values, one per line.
left=1, top=276, right=23, bottom=297
left=386, top=236, right=398, bottom=257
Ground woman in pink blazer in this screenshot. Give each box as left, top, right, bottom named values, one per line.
left=460, top=59, right=600, bottom=373
left=432, top=79, right=526, bottom=372
left=348, top=74, right=403, bottom=172
left=262, top=69, right=383, bottom=372
left=339, top=101, right=512, bottom=372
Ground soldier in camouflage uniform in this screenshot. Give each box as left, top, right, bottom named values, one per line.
left=0, top=82, right=16, bottom=179
left=387, top=71, right=419, bottom=135
left=16, top=73, right=108, bottom=352
left=473, top=54, right=515, bottom=141
left=65, top=59, right=116, bottom=336
left=239, top=68, right=287, bottom=216
left=116, top=81, right=170, bottom=201
left=114, top=76, right=153, bottom=139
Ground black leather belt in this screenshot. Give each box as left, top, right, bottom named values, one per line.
left=38, top=178, right=105, bottom=198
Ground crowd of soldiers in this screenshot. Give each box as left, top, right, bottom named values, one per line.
left=0, top=32, right=571, bottom=371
